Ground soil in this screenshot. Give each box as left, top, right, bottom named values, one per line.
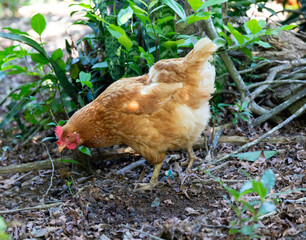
left=0, top=2, right=305, bottom=240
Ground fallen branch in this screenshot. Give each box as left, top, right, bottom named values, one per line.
left=211, top=103, right=306, bottom=164
left=248, top=80, right=306, bottom=89
left=0, top=150, right=133, bottom=174
left=0, top=202, right=62, bottom=214
left=1, top=134, right=304, bottom=175
left=253, top=88, right=306, bottom=126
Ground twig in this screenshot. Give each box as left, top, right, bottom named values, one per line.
left=253, top=88, right=306, bottom=126
left=121, top=224, right=164, bottom=240
left=283, top=197, right=306, bottom=204
left=0, top=149, right=135, bottom=174
left=247, top=63, right=291, bottom=102
left=248, top=80, right=306, bottom=89
left=258, top=211, right=277, bottom=220
left=0, top=202, right=62, bottom=214
left=212, top=103, right=306, bottom=164
left=278, top=66, right=306, bottom=80
left=43, top=143, right=54, bottom=196
left=216, top=59, right=271, bottom=80
left=116, top=159, right=146, bottom=175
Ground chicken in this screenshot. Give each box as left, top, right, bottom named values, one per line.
left=55, top=37, right=217, bottom=190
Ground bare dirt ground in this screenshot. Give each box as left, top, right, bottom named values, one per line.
left=0, top=2, right=305, bottom=240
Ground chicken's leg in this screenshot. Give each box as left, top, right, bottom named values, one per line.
left=181, top=145, right=201, bottom=169
left=135, top=162, right=163, bottom=191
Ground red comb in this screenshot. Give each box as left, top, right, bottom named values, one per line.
left=55, top=126, right=63, bottom=138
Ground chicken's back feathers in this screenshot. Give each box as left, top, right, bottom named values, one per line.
left=62, top=38, right=217, bottom=165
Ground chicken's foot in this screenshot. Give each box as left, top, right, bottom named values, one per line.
left=181, top=146, right=202, bottom=169
left=135, top=162, right=163, bottom=191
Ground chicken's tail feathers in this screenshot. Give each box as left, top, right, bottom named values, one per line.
left=184, top=37, right=217, bottom=65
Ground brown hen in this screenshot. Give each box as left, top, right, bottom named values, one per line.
left=56, top=37, right=217, bottom=190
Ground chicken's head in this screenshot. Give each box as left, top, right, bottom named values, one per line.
left=55, top=125, right=80, bottom=152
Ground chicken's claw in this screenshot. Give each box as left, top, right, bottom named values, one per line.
left=181, top=146, right=202, bottom=169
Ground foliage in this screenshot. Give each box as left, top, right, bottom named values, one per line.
left=207, top=169, right=277, bottom=238
left=0, top=216, right=11, bottom=240
left=0, top=0, right=298, bottom=144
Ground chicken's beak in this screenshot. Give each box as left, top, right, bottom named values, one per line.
left=58, top=145, right=66, bottom=153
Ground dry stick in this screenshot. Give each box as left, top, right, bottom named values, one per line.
left=247, top=63, right=291, bottom=103
left=0, top=150, right=134, bottom=174
left=0, top=202, right=62, bottom=214
left=216, top=59, right=271, bottom=81
left=121, top=225, right=164, bottom=240
left=248, top=58, right=306, bottom=103
left=1, top=135, right=303, bottom=175
left=253, top=88, right=306, bottom=126
left=248, top=80, right=306, bottom=89
left=203, top=15, right=248, bottom=99
left=116, top=159, right=146, bottom=175
left=278, top=65, right=306, bottom=80
left=43, top=143, right=54, bottom=196
left=211, top=103, right=306, bottom=164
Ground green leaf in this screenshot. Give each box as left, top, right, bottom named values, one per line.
left=51, top=48, right=63, bottom=60
left=79, top=71, right=91, bottom=82
left=234, top=151, right=261, bottom=162
left=261, top=169, right=275, bottom=192
left=188, top=0, right=204, bottom=11
left=92, top=62, right=108, bottom=69
left=118, top=34, right=133, bottom=51
left=0, top=32, right=78, bottom=104
left=256, top=40, right=272, bottom=48
left=163, top=39, right=185, bottom=49
left=257, top=202, right=276, bottom=216
left=198, top=0, right=228, bottom=11
left=163, top=0, right=186, bottom=21
left=280, top=24, right=297, bottom=30
left=77, top=71, right=93, bottom=90
left=107, top=24, right=126, bottom=39
left=78, top=146, right=92, bottom=156
left=241, top=225, right=253, bottom=235
left=252, top=180, right=267, bottom=199
left=129, top=1, right=149, bottom=24
left=213, top=37, right=226, bottom=47
left=240, top=47, right=252, bottom=58
left=241, top=101, right=249, bottom=110
left=0, top=217, right=7, bottom=231
left=0, top=98, right=28, bottom=130
left=149, top=0, right=159, bottom=9
left=117, top=6, right=134, bottom=26
left=58, top=120, right=67, bottom=126
left=229, top=228, right=239, bottom=234
left=246, top=19, right=262, bottom=35
left=218, top=31, right=233, bottom=46
left=31, top=13, right=46, bottom=36
left=228, top=23, right=245, bottom=46
left=240, top=181, right=253, bottom=195
left=41, top=137, right=56, bottom=143
left=186, top=12, right=210, bottom=26
left=2, top=27, right=29, bottom=36
left=241, top=200, right=255, bottom=215
left=264, top=151, right=277, bottom=159
left=59, top=158, right=80, bottom=164
left=30, top=53, right=49, bottom=64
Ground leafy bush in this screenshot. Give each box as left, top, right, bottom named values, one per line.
left=207, top=169, right=277, bottom=238
left=0, top=0, right=297, bottom=140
